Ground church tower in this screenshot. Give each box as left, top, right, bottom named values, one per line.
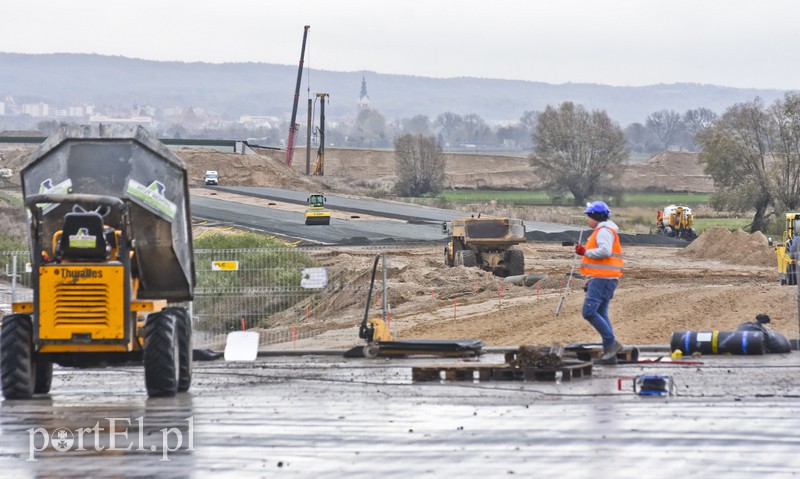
left=357, top=75, right=370, bottom=113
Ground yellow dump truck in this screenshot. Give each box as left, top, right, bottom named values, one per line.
left=0, top=125, right=195, bottom=399
left=442, top=216, right=526, bottom=277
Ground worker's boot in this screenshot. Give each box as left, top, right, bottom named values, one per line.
left=600, top=341, right=623, bottom=364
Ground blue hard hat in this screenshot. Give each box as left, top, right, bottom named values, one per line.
left=584, top=201, right=611, bottom=216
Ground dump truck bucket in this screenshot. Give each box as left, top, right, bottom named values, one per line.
left=20, top=124, right=195, bottom=301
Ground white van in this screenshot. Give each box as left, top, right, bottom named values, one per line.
left=204, top=170, right=219, bottom=185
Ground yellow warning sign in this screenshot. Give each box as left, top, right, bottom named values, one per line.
left=211, top=261, right=239, bottom=271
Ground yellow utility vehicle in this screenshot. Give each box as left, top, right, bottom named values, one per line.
left=654, top=205, right=697, bottom=240
left=442, top=216, right=526, bottom=277
left=0, top=125, right=195, bottom=399
left=304, top=193, right=331, bottom=225
left=773, top=213, right=800, bottom=286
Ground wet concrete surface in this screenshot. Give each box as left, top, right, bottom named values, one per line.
left=2, top=351, right=800, bottom=478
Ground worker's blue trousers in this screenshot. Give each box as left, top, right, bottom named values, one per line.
left=582, top=278, right=619, bottom=349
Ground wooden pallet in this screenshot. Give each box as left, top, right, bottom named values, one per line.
left=411, top=360, right=592, bottom=382
left=570, top=345, right=640, bottom=362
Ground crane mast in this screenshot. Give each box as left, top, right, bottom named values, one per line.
left=285, top=25, right=310, bottom=167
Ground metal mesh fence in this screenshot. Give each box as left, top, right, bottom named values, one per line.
left=0, top=247, right=401, bottom=351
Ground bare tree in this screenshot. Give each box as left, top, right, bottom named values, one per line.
left=683, top=107, right=718, bottom=150
left=530, top=102, right=628, bottom=205
left=769, top=94, right=800, bottom=212
left=350, top=109, right=386, bottom=147
left=401, top=115, right=432, bottom=136
left=624, top=122, right=660, bottom=154
left=696, top=96, right=800, bottom=232
left=462, top=113, right=489, bottom=143
left=646, top=109, right=683, bottom=150
left=435, top=112, right=465, bottom=145
left=394, top=134, right=446, bottom=197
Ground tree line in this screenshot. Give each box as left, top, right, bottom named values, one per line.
left=395, top=93, right=800, bottom=235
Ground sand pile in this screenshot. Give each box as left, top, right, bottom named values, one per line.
left=178, top=148, right=321, bottom=190
left=681, top=227, right=774, bottom=267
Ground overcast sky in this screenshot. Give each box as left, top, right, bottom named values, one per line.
left=3, top=0, right=798, bottom=90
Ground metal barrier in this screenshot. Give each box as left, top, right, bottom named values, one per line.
left=0, top=247, right=401, bottom=350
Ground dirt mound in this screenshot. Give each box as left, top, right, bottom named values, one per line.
left=645, top=151, right=706, bottom=174
left=177, top=148, right=321, bottom=190
left=681, top=227, right=774, bottom=267
left=619, top=151, right=714, bottom=193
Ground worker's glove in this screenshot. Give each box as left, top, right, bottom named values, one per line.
left=575, top=244, right=586, bottom=256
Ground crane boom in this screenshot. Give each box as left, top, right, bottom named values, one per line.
left=285, top=25, right=310, bottom=167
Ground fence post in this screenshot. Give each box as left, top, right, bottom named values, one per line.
left=11, top=255, right=17, bottom=304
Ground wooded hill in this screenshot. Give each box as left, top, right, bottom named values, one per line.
left=0, top=52, right=789, bottom=125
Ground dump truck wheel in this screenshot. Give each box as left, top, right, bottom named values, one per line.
left=507, top=249, right=525, bottom=276
left=444, top=246, right=454, bottom=267
left=0, top=314, right=35, bottom=399
left=34, top=358, right=53, bottom=394
left=144, top=312, right=179, bottom=397
left=460, top=250, right=477, bottom=268
left=165, top=307, right=193, bottom=392
left=789, top=263, right=798, bottom=286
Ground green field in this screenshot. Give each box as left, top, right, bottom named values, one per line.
left=435, top=189, right=711, bottom=208
left=691, top=217, right=752, bottom=233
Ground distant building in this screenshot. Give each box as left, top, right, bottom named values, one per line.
left=239, top=115, right=279, bottom=128
left=89, top=115, right=153, bottom=127
left=20, top=103, right=50, bottom=117
left=3, top=96, right=17, bottom=116
left=67, top=104, right=94, bottom=117
left=357, top=74, right=370, bottom=113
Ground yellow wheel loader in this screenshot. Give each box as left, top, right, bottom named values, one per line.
left=442, top=216, right=526, bottom=277
left=0, top=125, right=195, bottom=399
left=774, top=213, right=800, bottom=286
left=304, top=193, right=331, bottom=225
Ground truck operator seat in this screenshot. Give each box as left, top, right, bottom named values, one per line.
left=56, top=212, right=108, bottom=262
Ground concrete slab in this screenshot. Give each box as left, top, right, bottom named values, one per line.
left=1, top=351, right=799, bottom=477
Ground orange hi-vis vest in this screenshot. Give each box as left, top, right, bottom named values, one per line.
left=580, top=226, right=623, bottom=278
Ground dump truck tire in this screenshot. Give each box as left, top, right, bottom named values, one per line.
left=0, top=314, right=35, bottom=400
left=165, top=307, right=193, bottom=392
left=459, top=250, right=477, bottom=268
left=144, top=312, right=179, bottom=397
left=34, top=359, right=53, bottom=394
left=789, top=263, right=798, bottom=286
left=507, top=249, right=525, bottom=276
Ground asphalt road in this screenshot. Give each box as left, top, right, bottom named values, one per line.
left=1, top=352, right=799, bottom=477
left=192, top=186, right=687, bottom=247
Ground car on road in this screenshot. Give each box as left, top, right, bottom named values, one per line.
left=204, top=170, right=219, bottom=185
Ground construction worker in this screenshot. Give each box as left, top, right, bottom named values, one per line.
left=574, top=200, right=624, bottom=364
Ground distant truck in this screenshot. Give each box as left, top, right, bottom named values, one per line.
left=442, top=216, right=526, bottom=277
left=204, top=170, right=219, bottom=185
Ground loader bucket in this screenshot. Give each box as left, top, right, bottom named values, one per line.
left=21, top=124, right=195, bottom=301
